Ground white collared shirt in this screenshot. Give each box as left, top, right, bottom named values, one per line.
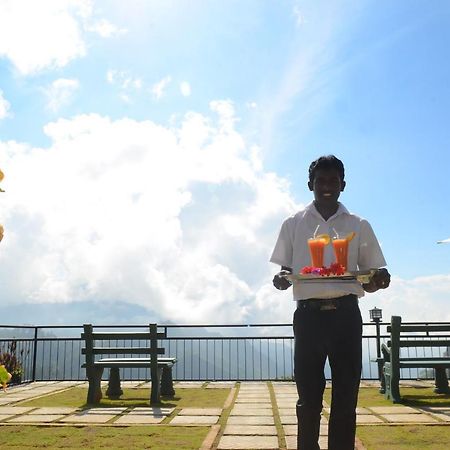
left=270, top=202, right=387, bottom=300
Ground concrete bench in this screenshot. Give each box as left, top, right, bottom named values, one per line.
left=381, top=316, right=450, bottom=403
left=81, top=323, right=176, bottom=405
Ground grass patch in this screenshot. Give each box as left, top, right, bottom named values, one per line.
left=18, top=387, right=230, bottom=409
left=0, top=425, right=207, bottom=449
left=357, top=425, right=450, bottom=450
left=324, top=386, right=450, bottom=408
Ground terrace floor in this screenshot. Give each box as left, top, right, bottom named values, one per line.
left=0, top=380, right=449, bottom=449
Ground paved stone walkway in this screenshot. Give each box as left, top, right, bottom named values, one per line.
left=0, top=380, right=449, bottom=449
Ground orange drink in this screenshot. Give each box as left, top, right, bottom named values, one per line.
left=308, top=237, right=327, bottom=267
left=332, top=238, right=349, bottom=270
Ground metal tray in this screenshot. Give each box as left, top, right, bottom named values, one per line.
left=284, top=269, right=376, bottom=284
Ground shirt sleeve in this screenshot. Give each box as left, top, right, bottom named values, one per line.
left=270, top=219, right=293, bottom=268
left=358, top=220, right=387, bottom=270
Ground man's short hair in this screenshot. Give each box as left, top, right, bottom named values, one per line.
left=308, top=155, right=345, bottom=183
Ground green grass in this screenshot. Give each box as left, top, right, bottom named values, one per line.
left=0, top=425, right=207, bottom=449
left=324, top=386, right=450, bottom=408
left=18, top=387, right=230, bottom=409
left=7, top=386, right=231, bottom=449
left=323, top=387, right=450, bottom=449
left=357, top=425, right=450, bottom=450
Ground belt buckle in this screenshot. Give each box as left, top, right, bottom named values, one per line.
left=319, top=301, right=337, bottom=311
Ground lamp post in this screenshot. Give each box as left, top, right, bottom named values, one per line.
left=369, top=307, right=384, bottom=393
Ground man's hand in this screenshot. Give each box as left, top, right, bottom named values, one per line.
left=363, top=268, right=391, bottom=292
left=273, top=268, right=293, bottom=291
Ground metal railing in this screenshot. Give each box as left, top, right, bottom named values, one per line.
left=1, top=322, right=449, bottom=383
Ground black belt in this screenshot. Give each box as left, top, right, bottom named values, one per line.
left=296, top=294, right=358, bottom=311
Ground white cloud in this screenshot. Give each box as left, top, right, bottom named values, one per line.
left=106, top=69, right=142, bottom=90
left=0, top=102, right=298, bottom=324
left=358, top=274, right=450, bottom=323
left=0, top=90, right=11, bottom=119
left=85, top=18, right=127, bottom=38
left=180, top=81, right=191, bottom=97
left=152, top=76, right=172, bottom=100
left=292, top=4, right=306, bottom=27
left=0, top=0, right=123, bottom=75
left=44, top=78, right=80, bottom=112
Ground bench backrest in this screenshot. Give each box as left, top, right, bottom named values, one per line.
left=387, top=316, right=450, bottom=366
left=81, top=323, right=167, bottom=367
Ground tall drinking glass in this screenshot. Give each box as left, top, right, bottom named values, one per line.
left=308, top=235, right=328, bottom=267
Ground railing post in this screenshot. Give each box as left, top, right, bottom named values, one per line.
left=32, top=327, right=38, bottom=382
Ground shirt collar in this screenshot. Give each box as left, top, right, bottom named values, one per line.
left=305, top=201, right=350, bottom=222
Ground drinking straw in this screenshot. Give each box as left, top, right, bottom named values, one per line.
left=313, top=224, right=320, bottom=238
left=332, top=227, right=339, bottom=238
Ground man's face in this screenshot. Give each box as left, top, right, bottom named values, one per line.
left=308, top=168, right=345, bottom=206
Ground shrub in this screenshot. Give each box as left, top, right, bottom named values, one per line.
left=0, top=340, right=24, bottom=382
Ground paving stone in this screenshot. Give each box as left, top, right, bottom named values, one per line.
left=227, top=416, right=274, bottom=425
left=279, top=415, right=297, bottom=425
left=174, top=382, right=204, bottom=389
left=278, top=408, right=296, bottom=416
left=179, top=408, right=222, bottom=416
left=114, top=414, right=165, bottom=424
left=230, top=408, right=273, bottom=416
left=0, top=414, right=15, bottom=421
left=286, top=435, right=329, bottom=450
left=318, top=436, right=328, bottom=449
left=0, top=400, right=13, bottom=405
left=217, top=435, right=279, bottom=449
left=369, top=406, right=418, bottom=415
left=83, top=407, right=127, bottom=414
left=356, top=407, right=372, bottom=414
left=381, top=413, right=438, bottom=423
left=285, top=435, right=297, bottom=449
left=235, top=397, right=271, bottom=403
left=421, top=406, right=450, bottom=412
left=356, top=415, right=384, bottom=424
left=0, top=407, right=34, bottom=415
left=60, top=413, right=117, bottom=423
left=283, top=424, right=327, bottom=435
left=429, top=413, right=450, bottom=422
left=232, top=403, right=272, bottom=410
left=29, top=407, right=79, bottom=415
left=130, top=407, right=174, bottom=415
left=8, top=414, right=65, bottom=423
left=206, top=382, right=236, bottom=389
left=170, top=415, right=219, bottom=425
left=223, top=425, right=277, bottom=435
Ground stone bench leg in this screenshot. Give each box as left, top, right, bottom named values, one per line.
left=87, top=366, right=104, bottom=404
left=160, top=365, right=175, bottom=397
left=434, top=368, right=450, bottom=394
left=106, top=367, right=124, bottom=399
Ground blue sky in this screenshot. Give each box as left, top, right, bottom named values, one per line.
left=1, top=0, right=450, bottom=325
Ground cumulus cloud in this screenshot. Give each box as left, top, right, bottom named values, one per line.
left=44, top=78, right=80, bottom=112
left=0, top=90, right=11, bottom=119
left=152, top=76, right=172, bottom=100
left=0, top=101, right=298, bottom=324
left=357, top=274, right=450, bottom=323
left=0, top=0, right=123, bottom=75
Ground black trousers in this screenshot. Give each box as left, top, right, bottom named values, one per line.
left=293, top=296, right=362, bottom=450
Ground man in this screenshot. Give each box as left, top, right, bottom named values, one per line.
left=271, top=155, right=390, bottom=450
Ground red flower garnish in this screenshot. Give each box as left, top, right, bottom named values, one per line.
left=300, top=263, right=346, bottom=276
